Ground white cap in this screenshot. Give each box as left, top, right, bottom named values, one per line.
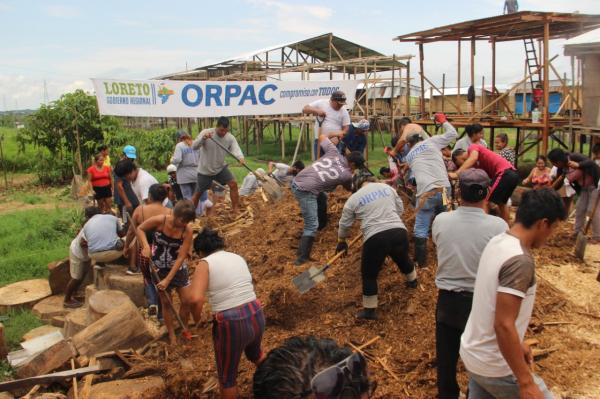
left=166, top=164, right=177, bottom=173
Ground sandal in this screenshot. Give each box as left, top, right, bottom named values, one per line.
left=63, top=299, right=83, bottom=309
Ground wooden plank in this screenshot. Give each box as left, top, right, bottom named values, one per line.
left=80, top=357, right=97, bottom=399
left=542, top=20, right=550, bottom=154
left=419, top=43, right=425, bottom=116
left=0, top=365, right=104, bottom=393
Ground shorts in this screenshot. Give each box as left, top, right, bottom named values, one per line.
left=156, top=266, right=190, bottom=289
left=69, top=252, right=91, bottom=280
left=93, top=185, right=112, bottom=200
left=488, top=169, right=519, bottom=205
left=212, top=300, right=265, bottom=388
left=196, top=167, right=234, bottom=195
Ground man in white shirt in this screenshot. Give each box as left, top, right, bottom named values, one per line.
left=267, top=161, right=305, bottom=186
left=239, top=168, right=265, bottom=197
left=303, top=91, right=351, bottom=159
left=460, top=189, right=566, bottom=399
left=114, top=159, right=159, bottom=204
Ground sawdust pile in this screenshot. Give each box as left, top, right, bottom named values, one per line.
left=146, top=188, right=600, bottom=398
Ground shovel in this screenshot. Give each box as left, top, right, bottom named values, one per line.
left=208, top=137, right=283, bottom=202
left=293, top=234, right=361, bottom=294
left=127, top=213, right=193, bottom=341
left=575, top=189, right=600, bottom=260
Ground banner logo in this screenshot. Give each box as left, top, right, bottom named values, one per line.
left=157, top=83, right=174, bottom=104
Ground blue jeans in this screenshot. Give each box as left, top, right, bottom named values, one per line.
left=292, top=183, right=319, bottom=237
left=468, top=372, right=554, bottom=399
left=414, top=189, right=448, bottom=239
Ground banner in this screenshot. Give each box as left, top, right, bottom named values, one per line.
left=91, top=78, right=357, bottom=118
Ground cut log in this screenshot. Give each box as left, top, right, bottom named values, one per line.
left=84, top=285, right=98, bottom=308
left=72, top=300, right=153, bottom=357
left=87, top=376, right=165, bottom=399
left=87, top=290, right=131, bottom=324
left=16, top=339, right=77, bottom=379
left=0, top=280, right=52, bottom=313
left=93, top=265, right=125, bottom=290
left=50, top=316, right=66, bottom=328
left=0, top=392, right=14, bottom=399
left=48, top=258, right=70, bottom=295
left=64, top=308, right=89, bottom=338
left=32, top=295, right=71, bottom=322
left=22, top=325, right=62, bottom=342
left=105, top=274, right=146, bottom=307
left=0, top=323, right=7, bottom=360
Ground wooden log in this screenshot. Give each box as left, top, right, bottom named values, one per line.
left=84, top=285, right=98, bottom=308
left=0, top=365, right=103, bottom=393
left=0, top=323, right=7, bottom=360
left=16, top=339, right=77, bottom=379
left=87, top=376, right=165, bottom=399
left=87, top=290, right=131, bottom=324
left=64, top=307, right=89, bottom=338
left=0, top=279, right=51, bottom=313
left=104, top=274, right=146, bottom=308
left=32, top=295, right=71, bottom=322
left=47, top=258, right=70, bottom=295
left=22, top=325, right=62, bottom=342
left=72, top=300, right=153, bottom=357
left=50, top=315, right=66, bottom=328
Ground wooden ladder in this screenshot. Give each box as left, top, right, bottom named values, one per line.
left=523, top=38, right=542, bottom=90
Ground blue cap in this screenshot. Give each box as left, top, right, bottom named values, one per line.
left=123, top=145, right=137, bottom=159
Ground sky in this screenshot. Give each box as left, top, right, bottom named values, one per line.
left=1, top=0, right=599, bottom=110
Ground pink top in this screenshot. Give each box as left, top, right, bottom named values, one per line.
left=468, top=144, right=515, bottom=178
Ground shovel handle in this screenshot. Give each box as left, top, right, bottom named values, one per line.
left=326, top=234, right=362, bottom=265
left=208, top=137, right=258, bottom=176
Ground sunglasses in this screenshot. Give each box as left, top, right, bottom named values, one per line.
left=310, top=352, right=371, bottom=399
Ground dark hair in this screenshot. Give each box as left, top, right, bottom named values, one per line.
left=407, top=133, right=423, bottom=146
left=93, top=153, right=104, bottom=162
left=547, top=148, right=568, bottom=165
left=496, top=133, right=509, bottom=144
left=452, top=148, right=466, bottom=165
left=193, top=228, right=225, bottom=255
left=592, top=143, right=600, bottom=154
left=536, top=155, right=547, bottom=163
left=292, top=160, right=305, bottom=170
left=253, top=336, right=369, bottom=399
left=84, top=206, right=101, bottom=220
left=465, top=124, right=483, bottom=138
left=443, top=145, right=452, bottom=150
left=216, top=116, right=229, bottom=128
left=379, top=166, right=391, bottom=175
left=148, top=184, right=167, bottom=203
left=515, top=188, right=566, bottom=228
left=113, top=159, right=137, bottom=178
left=97, top=144, right=108, bottom=152
left=399, top=117, right=412, bottom=126
left=460, top=183, right=487, bottom=203
left=346, top=151, right=365, bottom=168
left=173, top=200, right=196, bottom=223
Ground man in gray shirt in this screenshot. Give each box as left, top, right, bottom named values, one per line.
left=84, top=213, right=126, bottom=265
left=171, top=129, right=200, bottom=200
left=337, top=176, right=417, bottom=320
left=192, top=117, right=245, bottom=213
left=402, top=113, right=458, bottom=267
left=432, top=168, right=508, bottom=399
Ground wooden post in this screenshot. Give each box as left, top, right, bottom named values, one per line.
left=457, top=40, right=462, bottom=114
left=522, top=60, right=528, bottom=118
left=364, top=62, right=369, bottom=118
left=390, top=54, right=396, bottom=134
left=441, top=73, right=446, bottom=113
left=542, top=20, right=550, bottom=154
left=429, top=87, right=433, bottom=115
left=405, top=60, right=411, bottom=116
left=419, top=43, right=425, bottom=117
left=481, top=76, right=485, bottom=112
left=243, top=117, right=249, bottom=155
left=570, top=56, right=575, bottom=142
left=491, top=38, right=497, bottom=114
left=470, top=37, right=475, bottom=114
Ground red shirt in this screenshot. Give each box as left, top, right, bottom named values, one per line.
left=468, top=144, right=515, bottom=178
left=87, top=165, right=111, bottom=187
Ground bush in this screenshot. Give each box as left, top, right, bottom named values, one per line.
left=105, top=128, right=178, bottom=170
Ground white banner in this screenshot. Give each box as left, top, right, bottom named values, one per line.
left=91, top=78, right=357, bottom=118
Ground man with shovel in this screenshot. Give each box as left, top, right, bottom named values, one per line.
left=192, top=117, right=245, bottom=213
left=303, top=90, right=351, bottom=159
left=337, top=170, right=417, bottom=320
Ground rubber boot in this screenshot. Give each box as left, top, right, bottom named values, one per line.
left=414, top=237, right=428, bottom=268
left=295, top=236, right=315, bottom=266
left=357, top=308, right=377, bottom=320
left=405, top=269, right=418, bottom=289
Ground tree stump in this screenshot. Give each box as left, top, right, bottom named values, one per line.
left=32, top=295, right=71, bottom=322
left=84, top=284, right=98, bottom=308
left=86, top=376, right=165, bottom=399
left=0, top=279, right=52, bottom=313
left=72, top=299, right=153, bottom=357
left=64, top=307, right=89, bottom=338
left=22, top=325, right=62, bottom=342
left=0, top=322, right=7, bottom=360
left=47, top=258, right=70, bottom=295
left=86, top=290, right=131, bottom=324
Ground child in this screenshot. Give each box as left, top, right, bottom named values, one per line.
left=136, top=200, right=201, bottom=344
left=442, top=145, right=457, bottom=172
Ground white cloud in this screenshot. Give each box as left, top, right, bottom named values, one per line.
left=246, top=0, right=333, bottom=36
left=44, top=4, right=80, bottom=18
left=521, top=0, right=600, bottom=13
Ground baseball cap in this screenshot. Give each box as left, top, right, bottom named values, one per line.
left=123, top=145, right=137, bottom=159
left=166, top=164, right=177, bottom=173
left=176, top=129, right=190, bottom=140
left=459, top=168, right=489, bottom=202
left=330, top=90, right=347, bottom=104
left=356, top=119, right=370, bottom=131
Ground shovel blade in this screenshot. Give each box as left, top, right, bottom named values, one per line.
left=292, top=266, right=326, bottom=294
left=575, top=232, right=587, bottom=260
left=261, top=176, right=283, bottom=202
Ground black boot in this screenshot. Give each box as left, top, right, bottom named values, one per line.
left=357, top=308, right=377, bottom=320
left=317, top=193, right=328, bottom=231
left=414, top=237, right=428, bottom=268
left=295, top=236, right=315, bottom=266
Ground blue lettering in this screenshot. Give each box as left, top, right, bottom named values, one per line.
left=258, top=84, right=277, bottom=105
left=239, top=85, right=257, bottom=105
left=182, top=84, right=203, bottom=107
left=224, top=85, right=242, bottom=106
left=205, top=85, right=223, bottom=106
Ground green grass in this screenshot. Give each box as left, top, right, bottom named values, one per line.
left=0, top=207, right=81, bottom=287
left=0, top=309, right=44, bottom=381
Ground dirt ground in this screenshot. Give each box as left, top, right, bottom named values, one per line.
left=144, top=188, right=600, bottom=398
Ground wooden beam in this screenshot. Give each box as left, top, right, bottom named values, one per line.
left=441, top=73, right=446, bottom=113
left=419, top=42, right=425, bottom=117
left=471, top=36, right=476, bottom=114
left=0, top=366, right=105, bottom=393
left=457, top=40, right=462, bottom=114
left=542, top=20, right=550, bottom=154
left=420, top=73, right=462, bottom=113
left=491, top=38, right=497, bottom=114
left=548, top=61, right=582, bottom=110
left=405, top=60, right=411, bottom=116
left=391, top=54, right=396, bottom=134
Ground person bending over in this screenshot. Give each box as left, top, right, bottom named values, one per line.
left=268, top=160, right=305, bottom=186
left=454, top=123, right=488, bottom=152
left=189, top=228, right=265, bottom=399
